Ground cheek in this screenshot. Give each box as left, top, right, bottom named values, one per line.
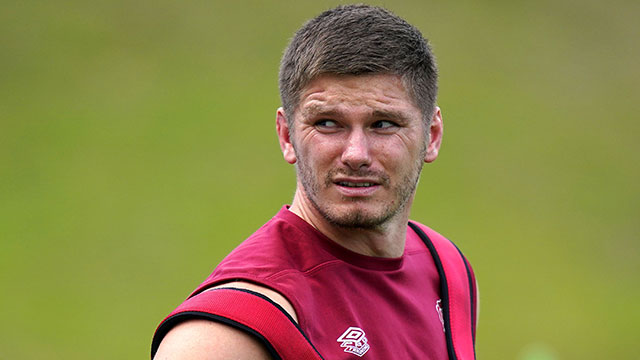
left=308, top=139, right=343, bottom=161
left=374, top=138, right=405, bottom=160
left=296, top=142, right=336, bottom=175
left=377, top=141, right=423, bottom=173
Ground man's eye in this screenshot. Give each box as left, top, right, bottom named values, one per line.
left=315, top=119, right=338, bottom=128
left=372, top=120, right=397, bottom=129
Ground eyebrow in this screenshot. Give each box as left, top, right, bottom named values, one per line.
left=301, top=104, right=412, bottom=123
left=300, top=104, right=342, bottom=119
left=371, top=109, right=412, bottom=123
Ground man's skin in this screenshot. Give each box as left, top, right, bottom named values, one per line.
left=154, top=282, right=295, bottom=359
left=279, top=74, right=442, bottom=258
left=153, top=73, right=443, bottom=359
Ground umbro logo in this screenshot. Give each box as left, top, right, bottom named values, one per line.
left=337, top=326, right=370, bottom=357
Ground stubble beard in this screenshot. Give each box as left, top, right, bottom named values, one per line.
left=295, top=152, right=425, bottom=230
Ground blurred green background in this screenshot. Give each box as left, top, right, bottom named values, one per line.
left=1, top=0, right=638, bottom=359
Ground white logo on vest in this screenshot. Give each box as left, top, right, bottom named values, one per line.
left=337, top=326, right=370, bottom=357
left=436, top=299, right=445, bottom=333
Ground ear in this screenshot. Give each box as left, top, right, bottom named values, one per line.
left=276, top=107, right=297, bottom=164
left=424, top=106, right=443, bottom=163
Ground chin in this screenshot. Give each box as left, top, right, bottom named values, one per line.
left=320, top=204, right=394, bottom=230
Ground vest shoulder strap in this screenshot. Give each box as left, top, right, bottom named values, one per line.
left=151, top=287, right=324, bottom=360
left=409, top=221, right=477, bottom=360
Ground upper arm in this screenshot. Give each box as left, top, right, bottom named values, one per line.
left=152, top=282, right=297, bottom=360
left=153, top=319, right=273, bottom=360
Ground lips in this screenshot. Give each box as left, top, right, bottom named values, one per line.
left=332, top=177, right=382, bottom=197
left=336, top=181, right=376, bottom=188
left=333, top=177, right=380, bottom=188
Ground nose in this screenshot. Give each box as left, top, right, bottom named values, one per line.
left=340, top=128, right=372, bottom=170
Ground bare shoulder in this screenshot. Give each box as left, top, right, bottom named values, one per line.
left=153, top=319, right=273, bottom=360
left=153, top=282, right=297, bottom=360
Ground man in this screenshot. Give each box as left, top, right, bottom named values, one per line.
left=152, top=5, right=477, bottom=359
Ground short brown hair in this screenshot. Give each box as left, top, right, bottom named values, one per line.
left=279, top=4, right=438, bottom=124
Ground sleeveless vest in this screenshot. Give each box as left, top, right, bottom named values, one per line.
left=151, top=220, right=476, bottom=359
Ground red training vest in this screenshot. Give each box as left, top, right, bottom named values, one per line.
left=152, top=207, right=476, bottom=359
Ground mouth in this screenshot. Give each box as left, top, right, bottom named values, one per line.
left=336, top=181, right=376, bottom=188
left=332, top=177, right=381, bottom=197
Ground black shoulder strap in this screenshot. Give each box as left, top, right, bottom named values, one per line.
left=409, top=222, right=476, bottom=360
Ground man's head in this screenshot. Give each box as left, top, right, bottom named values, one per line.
left=276, top=5, right=443, bottom=232
left=279, top=4, right=438, bottom=125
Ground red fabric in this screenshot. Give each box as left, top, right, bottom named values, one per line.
left=164, top=288, right=322, bottom=360
left=153, top=207, right=476, bottom=359
left=420, top=225, right=476, bottom=360
left=189, top=207, right=448, bottom=359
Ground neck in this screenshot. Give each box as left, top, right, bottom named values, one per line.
left=288, top=188, right=411, bottom=258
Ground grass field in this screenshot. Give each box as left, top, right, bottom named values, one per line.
left=1, top=1, right=638, bottom=358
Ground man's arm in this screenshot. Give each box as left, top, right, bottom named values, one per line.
left=153, top=282, right=298, bottom=360
left=153, top=319, right=273, bottom=360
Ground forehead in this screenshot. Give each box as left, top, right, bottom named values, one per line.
left=296, top=74, right=422, bottom=120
